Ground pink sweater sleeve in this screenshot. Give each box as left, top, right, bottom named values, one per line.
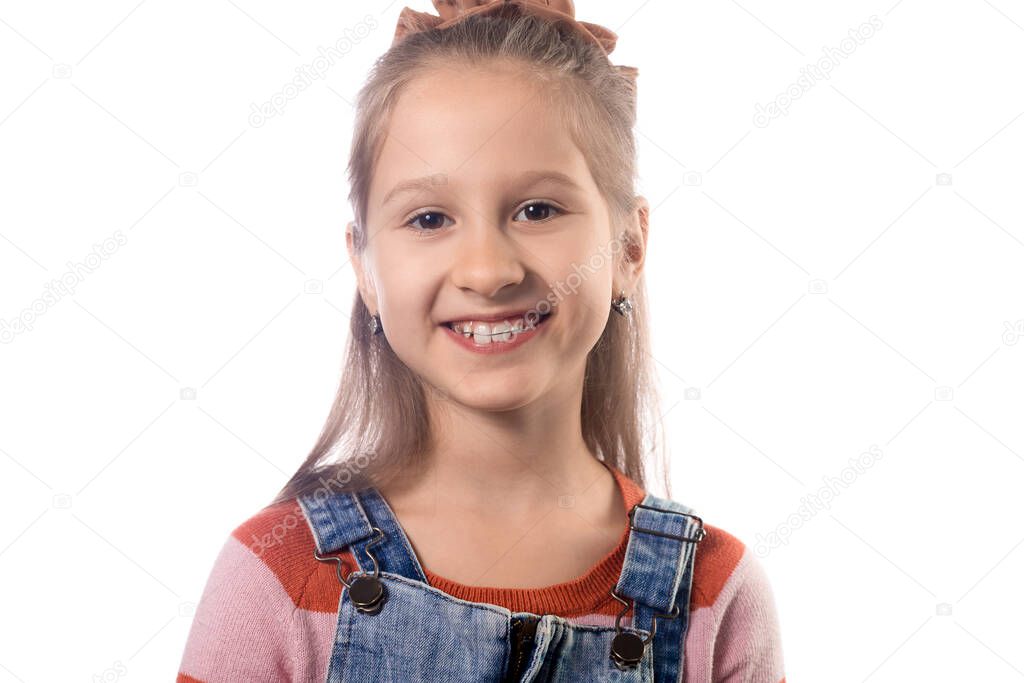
left=176, top=534, right=296, bottom=682
left=708, top=548, right=786, bottom=682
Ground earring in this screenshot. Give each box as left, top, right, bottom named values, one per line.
left=611, top=290, right=633, bottom=317
left=368, top=313, right=382, bottom=335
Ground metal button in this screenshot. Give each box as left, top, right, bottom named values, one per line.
left=609, top=631, right=645, bottom=669
left=349, top=574, right=386, bottom=614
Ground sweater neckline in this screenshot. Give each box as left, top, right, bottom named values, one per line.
left=418, top=461, right=647, bottom=616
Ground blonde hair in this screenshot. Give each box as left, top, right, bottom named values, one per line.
left=270, top=6, right=671, bottom=506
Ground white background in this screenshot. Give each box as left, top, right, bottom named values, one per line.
left=2, top=0, right=1023, bottom=681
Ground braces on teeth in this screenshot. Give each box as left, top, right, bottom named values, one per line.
left=448, top=314, right=547, bottom=341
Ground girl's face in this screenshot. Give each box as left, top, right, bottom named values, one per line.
left=349, top=64, right=646, bottom=413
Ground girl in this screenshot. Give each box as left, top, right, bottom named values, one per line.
left=178, top=1, right=785, bottom=681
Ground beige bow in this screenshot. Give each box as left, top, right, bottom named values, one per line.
left=392, top=0, right=622, bottom=57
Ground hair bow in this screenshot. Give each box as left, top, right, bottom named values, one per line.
left=393, top=0, right=622, bottom=57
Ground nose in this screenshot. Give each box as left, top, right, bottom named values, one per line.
left=448, top=217, right=527, bottom=297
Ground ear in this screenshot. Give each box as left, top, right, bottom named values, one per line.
left=615, top=195, right=650, bottom=294
left=345, top=221, right=379, bottom=314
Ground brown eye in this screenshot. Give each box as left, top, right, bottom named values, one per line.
left=514, top=202, right=561, bottom=223
left=406, top=211, right=452, bottom=232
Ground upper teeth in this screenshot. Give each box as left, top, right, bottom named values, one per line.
left=448, top=315, right=544, bottom=339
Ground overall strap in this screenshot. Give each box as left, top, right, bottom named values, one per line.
left=613, top=492, right=705, bottom=682
left=297, top=486, right=428, bottom=584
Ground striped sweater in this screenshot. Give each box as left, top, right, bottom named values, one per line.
left=177, top=466, right=786, bottom=682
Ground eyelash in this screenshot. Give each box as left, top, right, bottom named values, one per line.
left=403, top=201, right=563, bottom=234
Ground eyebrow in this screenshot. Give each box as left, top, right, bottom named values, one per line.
left=380, top=170, right=584, bottom=208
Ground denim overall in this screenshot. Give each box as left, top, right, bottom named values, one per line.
left=297, top=472, right=705, bottom=682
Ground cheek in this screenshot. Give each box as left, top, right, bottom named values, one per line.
left=550, top=238, right=615, bottom=305
left=379, top=288, right=431, bottom=330
left=371, top=257, right=436, bottom=332
left=373, top=242, right=431, bottom=292
left=579, top=287, right=614, bottom=335
left=550, top=273, right=613, bottom=338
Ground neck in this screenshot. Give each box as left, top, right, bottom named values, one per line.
left=378, top=377, right=621, bottom=528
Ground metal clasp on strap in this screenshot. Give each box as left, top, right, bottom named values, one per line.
left=313, top=526, right=388, bottom=614
left=628, top=503, right=707, bottom=543
left=608, top=588, right=680, bottom=670
left=608, top=503, right=704, bottom=670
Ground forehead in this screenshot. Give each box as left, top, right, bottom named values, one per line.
left=369, top=66, right=596, bottom=207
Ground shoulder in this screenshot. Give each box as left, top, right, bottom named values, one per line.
left=686, top=521, right=786, bottom=681
left=689, top=519, right=780, bottom=617
left=178, top=500, right=325, bottom=682
left=690, top=522, right=749, bottom=610
left=226, top=498, right=354, bottom=613
left=178, top=498, right=357, bottom=681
